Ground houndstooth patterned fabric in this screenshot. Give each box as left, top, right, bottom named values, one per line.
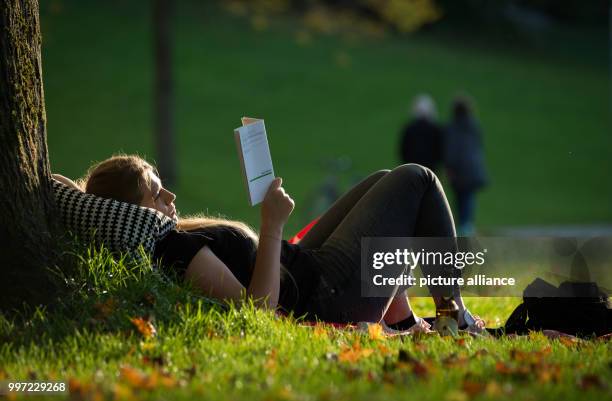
left=52, top=180, right=176, bottom=265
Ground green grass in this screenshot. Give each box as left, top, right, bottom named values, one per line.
left=41, top=1, right=611, bottom=236
left=14, top=3, right=610, bottom=398
left=1, top=249, right=610, bottom=400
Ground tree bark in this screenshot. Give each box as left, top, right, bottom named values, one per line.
left=153, top=0, right=177, bottom=188
left=0, top=0, right=59, bottom=310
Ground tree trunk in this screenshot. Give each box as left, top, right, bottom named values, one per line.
left=153, top=0, right=177, bottom=188
left=0, top=0, right=59, bottom=310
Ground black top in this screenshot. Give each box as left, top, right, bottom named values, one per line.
left=153, top=225, right=314, bottom=313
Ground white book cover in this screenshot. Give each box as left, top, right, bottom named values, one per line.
left=234, top=118, right=275, bottom=206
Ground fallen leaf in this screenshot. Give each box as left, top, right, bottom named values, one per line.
left=113, top=383, right=136, bottom=401
left=368, top=323, right=385, bottom=341
left=537, top=363, right=561, bottom=384
left=313, top=325, right=329, bottom=339
left=411, top=360, right=430, bottom=378
left=495, top=362, right=513, bottom=375
left=442, top=353, right=469, bottom=368
left=120, top=366, right=148, bottom=388
left=264, top=349, right=278, bottom=373
left=485, top=380, right=503, bottom=396
left=130, top=317, right=157, bottom=339
left=473, top=349, right=488, bottom=358
left=338, top=341, right=374, bottom=363
left=377, top=344, right=392, bottom=355
left=462, top=378, right=485, bottom=397
left=119, top=365, right=177, bottom=390
left=558, top=336, right=580, bottom=348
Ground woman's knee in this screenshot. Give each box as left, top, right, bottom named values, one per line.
left=390, top=163, right=438, bottom=186
left=370, top=169, right=391, bottom=181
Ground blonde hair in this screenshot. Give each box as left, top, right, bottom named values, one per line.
left=83, top=154, right=258, bottom=243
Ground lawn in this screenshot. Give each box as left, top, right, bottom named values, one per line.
left=42, top=1, right=611, bottom=236
left=1, top=250, right=610, bottom=401
left=6, top=2, right=609, bottom=399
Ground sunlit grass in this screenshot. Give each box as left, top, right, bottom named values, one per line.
left=1, top=248, right=610, bottom=400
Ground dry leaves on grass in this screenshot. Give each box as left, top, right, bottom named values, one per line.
left=382, top=349, right=431, bottom=381
left=338, top=341, right=375, bottom=363
left=264, top=349, right=278, bottom=373
left=120, top=365, right=178, bottom=390
left=495, top=346, right=562, bottom=383
left=69, top=377, right=105, bottom=401
left=130, top=316, right=157, bottom=339
left=313, top=325, right=329, bottom=339
left=367, top=323, right=385, bottom=341
left=460, top=376, right=511, bottom=398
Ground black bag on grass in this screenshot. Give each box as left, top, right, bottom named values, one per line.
left=499, top=278, right=612, bottom=338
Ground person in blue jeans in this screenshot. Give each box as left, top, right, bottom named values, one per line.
left=444, top=95, right=489, bottom=236
left=57, top=154, right=485, bottom=333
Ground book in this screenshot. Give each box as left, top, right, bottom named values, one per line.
left=234, top=117, right=275, bottom=206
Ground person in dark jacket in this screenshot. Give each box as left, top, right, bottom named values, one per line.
left=399, top=94, right=444, bottom=172
left=444, top=95, right=488, bottom=236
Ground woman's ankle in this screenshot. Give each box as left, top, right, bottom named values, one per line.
left=387, top=312, right=418, bottom=330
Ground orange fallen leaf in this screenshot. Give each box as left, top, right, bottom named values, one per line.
left=264, top=349, right=278, bottom=373
left=368, top=323, right=385, bottom=341
left=113, top=383, right=136, bottom=401
left=537, top=363, right=561, bottom=384
left=462, top=378, right=485, bottom=397
left=338, top=341, right=374, bottom=363
left=557, top=336, right=579, bottom=348
left=313, top=325, right=329, bottom=339
left=411, top=360, right=430, bottom=378
left=120, top=365, right=177, bottom=390
left=120, top=366, right=148, bottom=388
left=495, top=361, right=514, bottom=375
left=130, top=317, right=157, bottom=338
left=377, top=344, right=392, bottom=356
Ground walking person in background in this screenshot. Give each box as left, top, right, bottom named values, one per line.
left=398, top=94, right=444, bottom=173
left=444, top=95, right=489, bottom=236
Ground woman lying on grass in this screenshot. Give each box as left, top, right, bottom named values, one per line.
left=53, top=154, right=485, bottom=333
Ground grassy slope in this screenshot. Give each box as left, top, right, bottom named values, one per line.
left=15, top=5, right=608, bottom=397
left=43, top=1, right=611, bottom=236
left=1, top=251, right=609, bottom=401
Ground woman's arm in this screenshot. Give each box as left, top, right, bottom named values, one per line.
left=249, top=177, right=294, bottom=308
left=52, top=174, right=82, bottom=191
left=184, top=228, right=283, bottom=309
left=185, top=177, right=294, bottom=309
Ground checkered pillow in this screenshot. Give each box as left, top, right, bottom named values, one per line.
left=52, top=180, right=176, bottom=265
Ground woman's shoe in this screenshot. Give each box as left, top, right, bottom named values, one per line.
left=385, top=315, right=432, bottom=334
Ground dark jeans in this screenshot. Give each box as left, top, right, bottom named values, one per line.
left=294, top=164, right=457, bottom=323
left=454, top=189, right=476, bottom=236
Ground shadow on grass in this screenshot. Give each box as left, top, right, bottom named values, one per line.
left=0, top=241, right=229, bottom=348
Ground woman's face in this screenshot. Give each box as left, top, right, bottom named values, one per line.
left=141, top=169, right=177, bottom=219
